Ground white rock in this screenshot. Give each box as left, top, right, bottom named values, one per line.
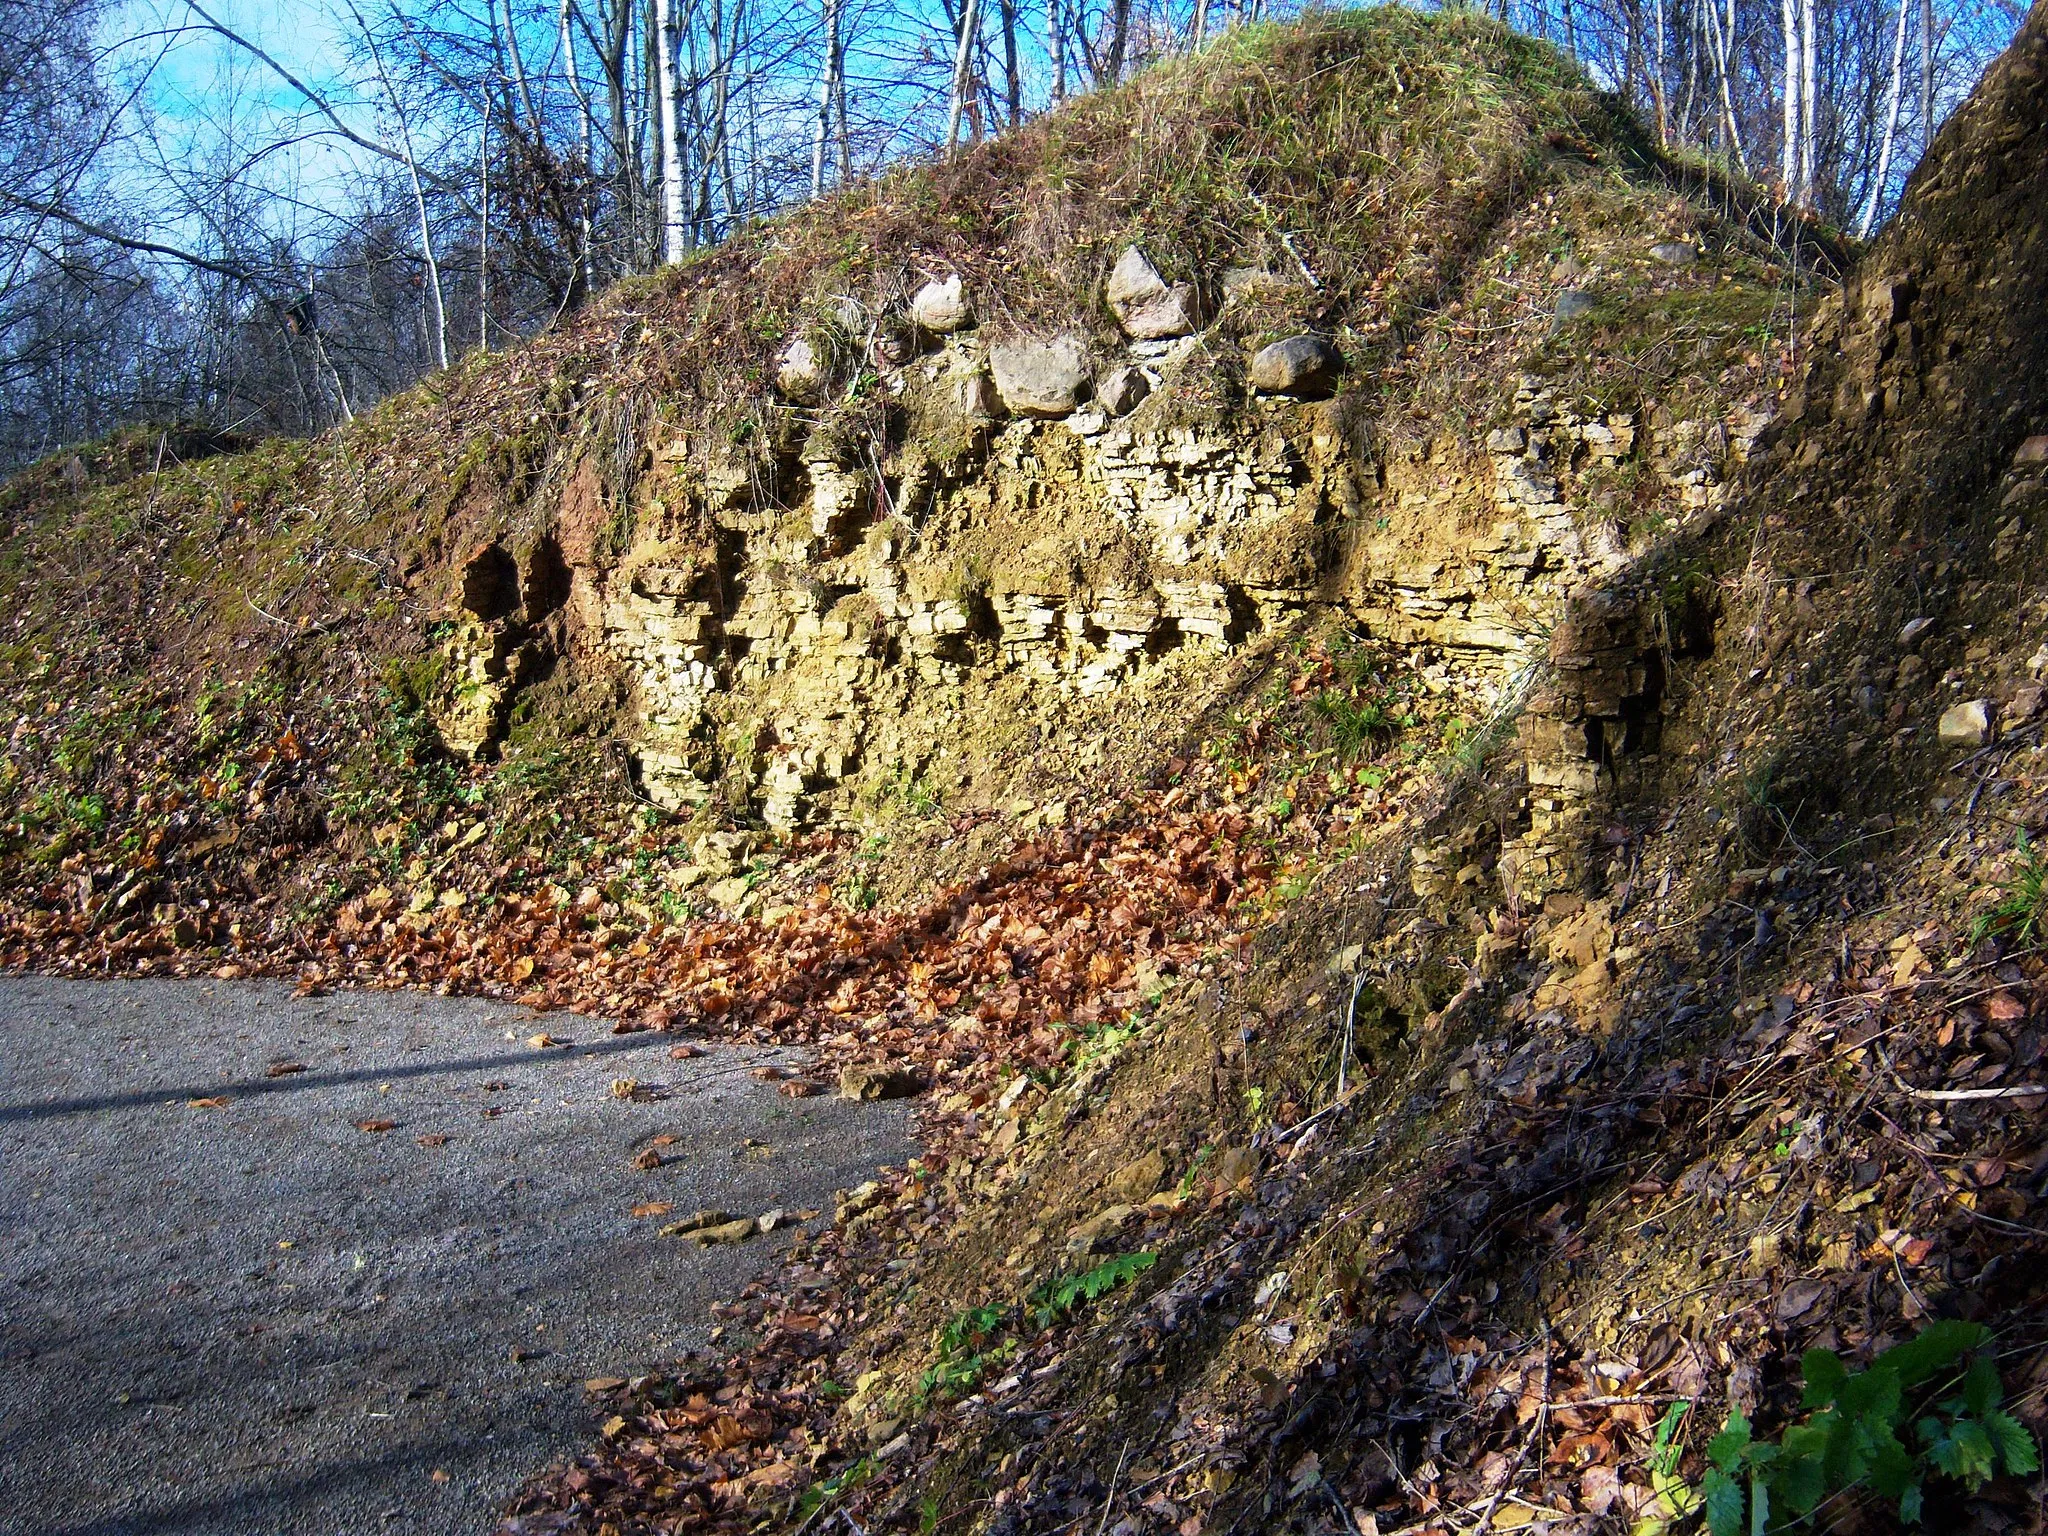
left=1106, top=246, right=1199, bottom=340
left=1938, top=698, right=1994, bottom=747
left=989, top=336, right=1091, bottom=418
left=775, top=336, right=825, bottom=401
left=910, top=274, right=973, bottom=333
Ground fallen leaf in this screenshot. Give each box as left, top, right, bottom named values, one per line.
left=355, top=1118, right=396, bottom=1133
left=187, top=1096, right=229, bottom=1109
left=585, top=1377, right=628, bottom=1393
left=429, top=1468, right=449, bottom=1483
left=507, top=956, right=536, bottom=982
left=417, top=1134, right=450, bottom=1148
left=610, top=1078, right=640, bottom=1100
left=669, top=1044, right=704, bottom=1059
left=266, top=1061, right=307, bottom=1078
left=778, top=1079, right=822, bottom=1097
left=528, top=1032, right=561, bottom=1049
left=650, top=1134, right=681, bottom=1147
left=631, top=1201, right=674, bottom=1218
left=633, top=1148, right=663, bottom=1170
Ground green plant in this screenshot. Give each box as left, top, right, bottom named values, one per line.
left=1025, top=1252, right=1159, bottom=1329
left=1691, top=1322, right=2037, bottom=1533
left=1972, top=832, right=2048, bottom=948
left=1062, top=1013, right=1139, bottom=1070
left=793, top=1454, right=874, bottom=1526
left=917, top=1304, right=1012, bottom=1402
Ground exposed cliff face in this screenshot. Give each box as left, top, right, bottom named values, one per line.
left=431, top=345, right=1770, bottom=919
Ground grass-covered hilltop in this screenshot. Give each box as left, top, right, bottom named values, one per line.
left=7, top=3, right=2048, bottom=1533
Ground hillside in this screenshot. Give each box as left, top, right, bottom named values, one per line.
left=5, top=5, right=2048, bottom=1535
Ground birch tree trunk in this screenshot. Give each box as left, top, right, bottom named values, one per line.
left=1704, top=0, right=1747, bottom=170
left=1799, top=0, right=1817, bottom=205
left=561, top=0, right=597, bottom=294
left=479, top=94, right=490, bottom=350
left=1048, top=0, right=1065, bottom=101
left=354, top=4, right=449, bottom=368
left=1105, top=0, right=1131, bottom=84
left=500, top=0, right=542, bottom=135
left=1781, top=0, right=1801, bottom=197
left=811, top=0, right=840, bottom=195
left=1920, top=0, right=1933, bottom=148
left=1856, top=0, right=1912, bottom=236
left=654, top=0, right=687, bottom=262
left=944, top=0, right=981, bottom=151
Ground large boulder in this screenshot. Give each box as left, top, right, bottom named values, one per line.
left=910, top=275, right=974, bottom=333
left=990, top=336, right=1091, bottom=417
left=1248, top=334, right=1341, bottom=398
left=1106, top=247, right=1199, bottom=340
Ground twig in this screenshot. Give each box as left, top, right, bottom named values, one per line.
left=1880, top=1043, right=2048, bottom=1101
left=1895, top=1082, right=2048, bottom=1102
left=1243, top=188, right=1320, bottom=290
left=1338, top=970, right=1365, bottom=1099
left=246, top=593, right=292, bottom=628
left=1093, top=1438, right=1132, bottom=1536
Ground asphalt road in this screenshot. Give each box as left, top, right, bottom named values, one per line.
left=0, top=977, right=912, bottom=1536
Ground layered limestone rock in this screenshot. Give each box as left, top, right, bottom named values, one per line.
left=431, top=341, right=1767, bottom=897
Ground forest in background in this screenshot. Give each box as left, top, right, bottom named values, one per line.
left=0, top=0, right=2023, bottom=471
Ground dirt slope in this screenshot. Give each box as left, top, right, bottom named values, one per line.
left=500, top=7, right=2048, bottom=1535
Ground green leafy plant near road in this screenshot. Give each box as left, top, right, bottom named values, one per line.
left=915, top=1254, right=1160, bottom=1405
left=917, top=1304, right=1011, bottom=1403
left=1689, top=1322, right=2036, bottom=1533
left=1025, top=1251, right=1159, bottom=1329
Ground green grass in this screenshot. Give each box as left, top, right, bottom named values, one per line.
left=1972, top=831, right=2048, bottom=947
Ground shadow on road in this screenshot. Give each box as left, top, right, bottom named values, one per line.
left=0, top=1031, right=674, bottom=1124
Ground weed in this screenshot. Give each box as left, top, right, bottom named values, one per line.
left=1972, top=832, right=2048, bottom=948
left=1063, top=1014, right=1139, bottom=1070
left=1311, top=689, right=1399, bottom=762
left=917, top=1304, right=1012, bottom=1403
left=54, top=730, right=96, bottom=780
left=792, top=1454, right=874, bottom=1527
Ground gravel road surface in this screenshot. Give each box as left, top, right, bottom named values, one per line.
left=0, top=976, right=912, bottom=1536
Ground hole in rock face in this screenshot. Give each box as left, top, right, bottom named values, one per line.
left=523, top=536, right=571, bottom=621
left=460, top=543, right=521, bottom=621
